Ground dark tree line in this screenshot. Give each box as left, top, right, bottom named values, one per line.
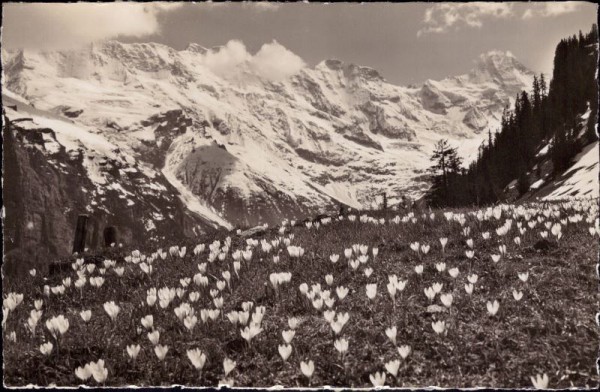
left=427, top=24, right=598, bottom=207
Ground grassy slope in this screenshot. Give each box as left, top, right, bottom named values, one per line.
left=2, top=201, right=599, bottom=388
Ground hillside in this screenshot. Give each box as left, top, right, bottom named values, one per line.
left=2, top=200, right=598, bottom=388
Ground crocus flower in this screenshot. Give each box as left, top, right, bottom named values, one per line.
left=486, top=300, right=500, bottom=316
left=240, top=323, right=263, bottom=344
left=410, top=242, right=420, bottom=253
left=80, top=310, right=92, bottom=322
left=334, top=338, right=348, bottom=355
left=387, top=282, right=397, bottom=299
left=148, top=330, right=160, bottom=345
left=531, top=373, right=549, bottom=389
left=323, top=310, right=336, bottom=323
left=223, top=358, right=236, bottom=376
left=440, top=293, right=453, bottom=308
left=465, top=283, right=474, bottom=295
left=385, top=359, right=400, bottom=377
left=184, top=315, right=198, bottom=331
left=300, top=360, right=315, bottom=379
left=385, top=326, right=397, bottom=345
left=432, top=320, right=446, bottom=334
left=126, top=344, right=141, bottom=360
left=366, top=283, right=377, bottom=300
left=336, top=286, right=349, bottom=300
left=89, top=359, right=108, bottom=383
left=288, top=317, right=300, bottom=329
left=512, top=290, right=523, bottom=301
left=154, top=345, right=169, bottom=361
left=75, top=365, right=92, bottom=381
left=46, top=315, right=69, bottom=339
left=282, top=329, right=295, bottom=344
left=398, top=345, right=411, bottom=359
left=424, top=287, right=436, bottom=301
left=279, top=344, right=293, bottom=361
left=299, top=283, right=309, bottom=295
left=369, top=371, right=386, bottom=387
left=103, top=302, right=120, bottom=322
left=187, top=348, right=207, bottom=370
left=518, top=272, right=529, bottom=282
left=439, top=237, right=448, bottom=252
left=141, top=315, right=153, bottom=330
left=40, top=341, right=53, bottom=355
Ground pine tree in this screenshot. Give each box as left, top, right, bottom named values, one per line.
left=427, top=139, right=462, bottom=206
left=539, top=73, right=547, bottom=98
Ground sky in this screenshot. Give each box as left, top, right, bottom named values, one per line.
left=2, top=2, right=598, bottom=85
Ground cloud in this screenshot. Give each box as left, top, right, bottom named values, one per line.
left=251, top=41, right=306, bottom=81
left=199, top=40, right=306, bottom=82
left=418, top=3, right=514, bottom=37
left=418, top=2, right=586, bottom=36
left=522, top=2, right=581, bottom=19
left=200, top=40, right=252, bottom=78
left=2, top=3, right=182, bottom=50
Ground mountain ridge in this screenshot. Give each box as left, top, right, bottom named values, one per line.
left=2, top=40, right=535, bottom=261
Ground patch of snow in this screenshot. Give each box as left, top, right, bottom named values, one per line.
left=163, top=166, right=233, bottom=229
left=2, top=89, right=31, bottom=105
left=544, top=142, right=599, bottom=200
left=530, top=179, right=545, bottom=190
left=41, top=132, right=61, bottom=154
left=537, top=142, right=551, bottom=157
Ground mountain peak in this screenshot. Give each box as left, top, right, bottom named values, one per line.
left=468, top=50, right=533, bottom=85
left=183, top=43, right=209, bottom=54
left=316, top=59, right=384, bottom=82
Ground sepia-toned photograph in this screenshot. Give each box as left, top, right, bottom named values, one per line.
left=1, top=1, right=599, bottom=388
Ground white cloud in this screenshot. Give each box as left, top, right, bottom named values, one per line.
left=198, top=40, right=306, bottom=82
left=418, top=3, right=514, bottom=37
left=522, top=2, right=581, bottom=19
left=251, top=41, right=306, bottom=81
left=200, top=40, right=252, bottom=78
left=3, top=3, right=182, bottom=50
left=418, top=2, right=586, bottom=36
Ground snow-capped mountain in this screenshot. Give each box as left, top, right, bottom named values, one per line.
left=2, top=41, right=534, bottom=239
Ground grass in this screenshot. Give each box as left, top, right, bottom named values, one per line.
left=2, top=200, right=599, bottom=388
